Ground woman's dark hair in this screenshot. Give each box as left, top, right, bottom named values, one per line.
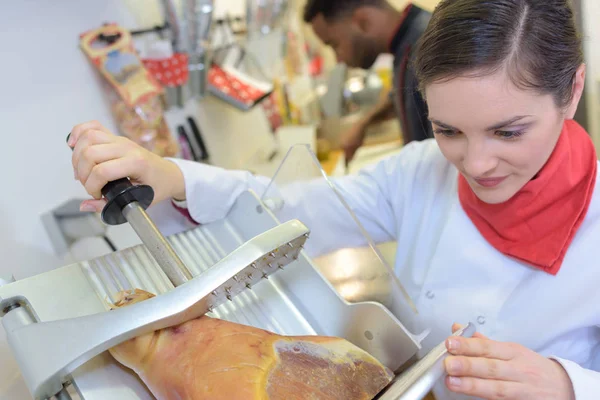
left=413, top=0, right=583, bottom=108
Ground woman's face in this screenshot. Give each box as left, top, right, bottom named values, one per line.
left=425, top=67, right=584, bottom=204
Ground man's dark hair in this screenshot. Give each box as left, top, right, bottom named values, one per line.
left=413, top=0, right=583, bottom=109
left=303, top=0, right=387, bottom=23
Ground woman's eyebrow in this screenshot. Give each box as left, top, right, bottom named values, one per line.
left=485, top=115, right=532, bottom=131
left=429, top=115, right=533, bottom=131
left=428, top=118, right=458, bottom=130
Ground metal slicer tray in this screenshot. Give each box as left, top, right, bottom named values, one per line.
left=0, top=190, right=422, bottom=400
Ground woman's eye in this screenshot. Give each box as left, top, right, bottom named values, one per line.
left=434, top=129, right=458, bottom=137
left=495, top=130, right=524, bottom=140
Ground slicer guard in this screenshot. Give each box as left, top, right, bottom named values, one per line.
left=259, top=143, right=419, bottom=325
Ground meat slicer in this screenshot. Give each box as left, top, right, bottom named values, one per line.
left=0, top=144, right=474, bottom=400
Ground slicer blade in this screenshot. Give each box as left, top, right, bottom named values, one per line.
left=1, top=219, right=309, bottom=400
left=377, top=323, right=477, bottom=400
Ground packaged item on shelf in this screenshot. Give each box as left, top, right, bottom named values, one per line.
left=261, top=92, right=284, bottom=133
left=141, top=38, right=190, bottom=109
left=79, top=24, right=179, bottom=157
left=208, top=63, right=274, bottom=111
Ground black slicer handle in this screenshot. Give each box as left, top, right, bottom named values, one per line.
left=66, top=133, right=154, bottom=225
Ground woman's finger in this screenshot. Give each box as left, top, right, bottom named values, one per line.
left=445, top=356, right=519, bottom=381
left=69, top=120, right=104, bottom=146
left=84, top=157, right=142, bottom=199
left=446, top=375, right=523, bottom=399
left=72, top=129, right=115, bottom=175
left=451, top=323, right=488, bottom=339
left=446, top=337, right=520, bottom=360
left=80, top=199, right=107, bottom=213
left=77, top=143, right=130, bottom=186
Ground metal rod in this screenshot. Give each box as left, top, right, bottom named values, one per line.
left=122, top=202, right=193, bottom=287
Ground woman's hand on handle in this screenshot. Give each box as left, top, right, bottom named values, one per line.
left=68, top=121, right=186, bottom=213
left=443, top=323, right=576, bottom=400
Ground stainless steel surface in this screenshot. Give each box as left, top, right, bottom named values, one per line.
left=3, top=306, right=34, bottom=328
left=317, top=65, right=384, bottom=119
left=164, top=85, right=181, bottom=109
left=159, top=0, right=213, bottom=105
left=191, top=0, right=213, bottom=51
left=122, top=202, right=193, bottom=286
left=378, top=323, right=477, bottom=400
left=246, top=0, right=289, bottom=37
left=160, top=0, right=183, bottom=52
left=1, top=217, right=309, bottom=400
left=0, top=275, right=13, bottom=287
left=54, top=388, right=72, bottom=400
left=1, top=191, right=424, bottom=400
left=315, top=65, right=398, bottom=151
left=41, top=198, right=106, bottom=257
left=188, top=53, right=209, bottom=99
left=343, top=71, right=385, bottom=113
left=185, top=0, right=213, bottom=98
left=160, top=0, right=188, bottom=108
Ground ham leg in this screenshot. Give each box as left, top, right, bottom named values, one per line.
left=108, top=289, right=394, bottom=400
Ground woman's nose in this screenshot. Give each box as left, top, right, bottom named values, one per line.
left=462, top=140, right=498, bottom=178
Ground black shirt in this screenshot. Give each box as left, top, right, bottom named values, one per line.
left=388, top=4, right=432, bottom=144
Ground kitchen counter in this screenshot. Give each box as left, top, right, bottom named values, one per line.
left=320, top=139, right=404, bottom=176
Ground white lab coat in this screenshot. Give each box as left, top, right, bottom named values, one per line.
left=167, top=138, right=600, bottom=400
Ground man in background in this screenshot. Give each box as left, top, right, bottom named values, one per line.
left=303, top=0, right=432, bottom=163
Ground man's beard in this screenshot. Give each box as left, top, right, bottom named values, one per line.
left=351, top=34, right=381, bottom=70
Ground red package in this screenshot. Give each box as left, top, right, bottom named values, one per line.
left=208, top=64, right=273, bottom=111
left=143, top=53, right=189, bottom=87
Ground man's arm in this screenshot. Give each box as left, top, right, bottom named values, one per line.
left=340, top=91, right=395, bottom=163
left=363, top=90, right=395, bottom=125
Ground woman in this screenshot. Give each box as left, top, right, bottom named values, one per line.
left=68, top=0, right=599, bottom=398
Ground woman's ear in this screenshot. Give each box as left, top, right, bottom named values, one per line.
left=565, top=63, right=586, bottom=119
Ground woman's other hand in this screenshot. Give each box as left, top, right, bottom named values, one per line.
left=68, top=120, right=186, bottom=213
left=444, top=323, right=576, bottom=400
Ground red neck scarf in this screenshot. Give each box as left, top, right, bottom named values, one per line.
left=458, top=119, right=597, bottom=275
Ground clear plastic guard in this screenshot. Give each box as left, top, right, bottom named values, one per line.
left=259, top=143, right=419, bottom=326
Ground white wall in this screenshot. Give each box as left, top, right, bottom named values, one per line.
left=122, top=0, right=247, bottom=26
left=0, top=1, right=149, bottom=282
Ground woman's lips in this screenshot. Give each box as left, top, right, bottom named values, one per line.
left=474, top=176, right=508, bottom=188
